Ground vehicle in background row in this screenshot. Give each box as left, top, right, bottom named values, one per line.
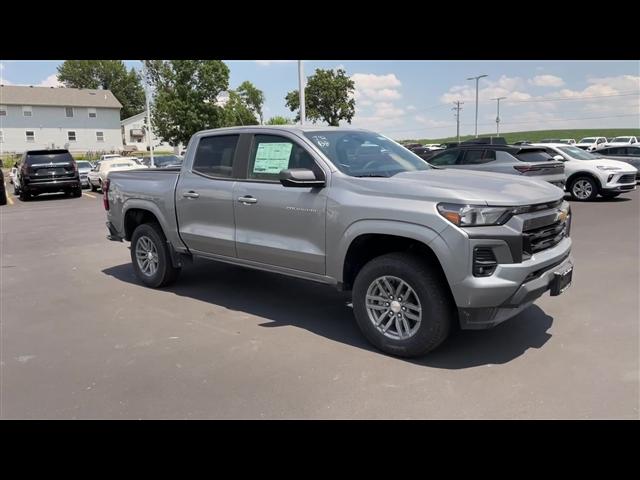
left=598, top=145, right=640, bottom=179
left=410, top=146, right=440, bottom=162
left=428, top=144, right=566, bottom=189
left=88, top=158, right=145, bottom=192
left=9, top=166, right=19, bottom=185
left=137, top=155, right=184, bottom=168
left=576, top=137, right=608, bottom=152
left=513, top=140, right=532, bottom=145
left=540, top=139, right=576, bottom=145
left=533, top=144, right=637, bottom=201
left=403, top=143, right=423, bottom=150
left=0, top=169, right=7, bottom=205
left=422, top=144, right=445, bottom=150
left=105, top=125, right=574, bottom=358
left=76, top=161, right=93, bottom=188
left=606, top=136, right=638, bottom=147
left=14, top=149, right=81, bottom=201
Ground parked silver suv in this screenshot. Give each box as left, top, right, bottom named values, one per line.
left=105, top=126, right=574, bottom=357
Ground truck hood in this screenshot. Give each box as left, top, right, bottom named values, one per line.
left=579, top=158, right=638, bottom=172
left=344, top=169, right=564, bottom=206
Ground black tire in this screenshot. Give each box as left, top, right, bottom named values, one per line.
left=13, top=183, right=20, bottom=195
left=72, top=186, right=82, bottom=198
left=98, top=179, right=103, bottom=192
left=569, top=176, right=598, bottom=201
left=600, top=191, right=620, bottom=199
left=19, top=190, right=30, bottom=201
left=0, top=190, right=6, bottom=206
left=352, top=252, right=453, bottom=358
left=130, top=222, right=181, bottom=288
left=89, top=181, right=97, bottom=192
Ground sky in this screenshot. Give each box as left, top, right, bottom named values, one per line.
left=1, top=60, right=638, bottom=140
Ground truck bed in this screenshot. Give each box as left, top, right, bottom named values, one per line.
left=107, top=168, right=185, bottom=250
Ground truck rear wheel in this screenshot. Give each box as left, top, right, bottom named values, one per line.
left=130, top=222, right=181, bottom=288
left=352, top=252, right=453, bottom=358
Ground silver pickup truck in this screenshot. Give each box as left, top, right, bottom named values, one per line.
left=105, top=126, right=574, bottom=357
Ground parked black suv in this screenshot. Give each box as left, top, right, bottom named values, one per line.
left=14, top=149, right=81, bottom=200
left=0, top=164, right=7, bottom=205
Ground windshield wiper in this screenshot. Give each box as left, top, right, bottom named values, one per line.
left=354, top=174, right=389, bottom=178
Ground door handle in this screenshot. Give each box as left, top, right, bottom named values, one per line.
left=183, top=191, right=200, bottom=199
left=237, top=196, right=258, bottom=205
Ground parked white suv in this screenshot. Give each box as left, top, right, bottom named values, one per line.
left=606, top=136, right=638, bottom=147
left=534, top=143, right=637, bottom=200
left=575, top=137, right=608, bottom=152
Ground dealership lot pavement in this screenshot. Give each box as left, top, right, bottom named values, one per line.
left=1, top=186, right=638, bottom=419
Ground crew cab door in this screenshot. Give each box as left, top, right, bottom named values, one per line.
left=175, top=134, right=242, bottom=257
left=233, top=133, right=328, bottom=275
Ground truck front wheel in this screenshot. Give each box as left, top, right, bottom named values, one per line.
left=352, top=252, right=453, bottom=358
left=130, top=223, right=181, bottom=288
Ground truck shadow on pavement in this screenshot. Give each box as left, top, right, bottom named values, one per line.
left=103, top=258, right=553, bottom=370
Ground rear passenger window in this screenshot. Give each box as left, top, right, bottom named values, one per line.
left=248, top=134, right=321, bottom=181
left=516, top=151, right=554, bottom=162
left=461, top=150, right=495, bottom=164
left=429, top=150, right=459, bottom=166
left=193, top=135, right=239, bottom=178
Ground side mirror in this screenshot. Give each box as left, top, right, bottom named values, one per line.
left=279, top=168, right=325, bottom=188
left=553, top=154, right=565, bottom=162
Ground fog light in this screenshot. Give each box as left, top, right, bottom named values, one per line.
left=473, top=247, right=498, bottom=277
left=607, top=174, right=614, bottom=183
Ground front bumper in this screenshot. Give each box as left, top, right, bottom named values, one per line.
left=457, top=252, right=573, bottom=329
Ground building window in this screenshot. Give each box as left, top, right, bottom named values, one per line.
left=68, top=131, right=77, bottom=142
left=0, top=105, right=7, bottom=116
left=26, top=131, right=35, bottom=142
left=96, top=131, right=104, bottom=142
left=65, top=107, right=74, bottom=118
left=88, top=108, right=97, bottom=118
left=23, top=106, right=33, bottom=117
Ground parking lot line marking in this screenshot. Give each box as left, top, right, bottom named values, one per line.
left=83, top=193, right=97, bottom=199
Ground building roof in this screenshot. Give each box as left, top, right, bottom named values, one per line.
left=121, top=111, right=147, bottom=125
left=0, top=85, right=122, bottom=108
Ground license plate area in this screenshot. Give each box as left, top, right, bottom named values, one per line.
left=550, top=266, right=573, bottom=296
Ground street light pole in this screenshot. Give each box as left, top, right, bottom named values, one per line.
left=298, top=60, right=305, bottom=125
left=141, top=61, right=154, bottom=168
left=492, top=96, right=506, bottom=136
left=452, top=101, right=464, bottom=143
left=467, top=74, right=488, bottom=138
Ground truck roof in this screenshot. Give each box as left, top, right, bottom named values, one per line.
left=195, top=125, right=373, bottom=136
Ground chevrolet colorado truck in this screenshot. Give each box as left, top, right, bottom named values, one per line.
left=104, top=126, right=574, bottom=357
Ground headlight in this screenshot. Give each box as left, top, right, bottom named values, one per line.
left=437, top=203, right=515, bottom=227
left=596, top=166, right=621, bottom=171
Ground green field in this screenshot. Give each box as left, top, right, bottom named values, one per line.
left=401, top=128, right=640, bottom=145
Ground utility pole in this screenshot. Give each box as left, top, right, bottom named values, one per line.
left=452, top=101, right=464, bottom=143
left=298, top=60, right=305, bottom=125
left=467, top=74, right=488, bottom=138
left=141, top=61, right=154, bottom=168
left=492, top=96, right=506, bottom=136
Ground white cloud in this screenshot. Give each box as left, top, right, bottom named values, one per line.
left=351, top=73, right=401, bottom=90
left=255, top=60, right=296, bottom=66
left=406, top=105, right=416, bottom=110
left=529, top=75, right=565, bottom=87
left=38, top=73, right=62, bottom=87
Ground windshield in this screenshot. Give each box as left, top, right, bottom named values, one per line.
left=558, top=146, right=600, bottom=160
left=579, top=137, right=596, bottom=143
left=612, top=137, right=631, bottom=142
left=303, top=130, right=430, bottom=177
left=76, top=161, right=92, bottom=169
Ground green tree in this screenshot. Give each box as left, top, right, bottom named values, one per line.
left=56, top=60, right=145, bottom=119
left=266, top=115, right=293, bottom=125
left=144, top=60, right=230, bottom=146
left=222, top=90, right=260, bottom=127
left=285, top=68, right=355, bottom=126
left=236, top=81, right=265, bottom=124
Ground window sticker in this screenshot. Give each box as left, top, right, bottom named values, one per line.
left=311, top=135, right=330, bottom=148
left=253, top=142, right=293, bottom=174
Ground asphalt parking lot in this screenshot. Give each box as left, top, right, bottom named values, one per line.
left=1, top=184, right=638, bottom=419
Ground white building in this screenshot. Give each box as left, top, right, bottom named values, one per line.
left=120, top=111, right=177, bottom=152
left=0, top=85, right=123, bottom=154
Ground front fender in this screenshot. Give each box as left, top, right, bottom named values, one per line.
left=327, top=219, right=444, bottom=282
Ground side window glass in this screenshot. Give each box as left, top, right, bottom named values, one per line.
left=193, top=135, right=239, bottom=178
left=248, top=134, right=321, bottom=181
left=429, top=151, right=459, bottom=166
